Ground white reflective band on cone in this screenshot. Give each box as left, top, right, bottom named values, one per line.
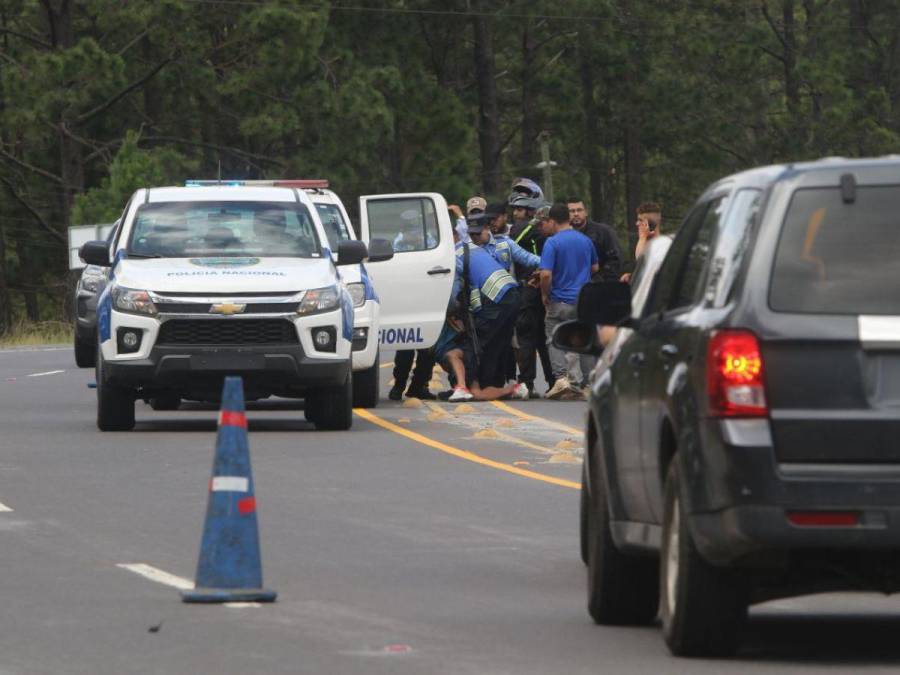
left=211, top=476, right=249, bottom=492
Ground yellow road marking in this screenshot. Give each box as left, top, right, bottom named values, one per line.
left=353, top=408, right=579, bottom=490
left=489, top=400, right=582, bottom=435
left=380, top=361, right=394, bottom=369
left=423, top=401, right=578, bottom=455
left=422, top=401, right=560, bottom=454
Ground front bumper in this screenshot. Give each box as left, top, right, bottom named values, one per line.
left=351, top=299, right=379, bottom=371
left=104, top=343, right=349, bottom=395
left=687, top=418, right=900, bottom=564
left=100, top=307, right=351, bottom=397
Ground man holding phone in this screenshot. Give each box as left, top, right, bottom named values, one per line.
left=634, top=201, right=662, bottom=260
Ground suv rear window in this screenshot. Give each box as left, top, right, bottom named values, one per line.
left=770, top=186, right=900, bottom=314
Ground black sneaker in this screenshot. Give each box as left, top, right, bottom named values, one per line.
left=388, top=386, right=404, bottom=401
left=406, top=388, right=437, bottom=401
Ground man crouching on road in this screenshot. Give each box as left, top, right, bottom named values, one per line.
left=539, top=202, right=599, bottom=400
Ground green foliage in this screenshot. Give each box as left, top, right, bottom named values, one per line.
left=72, top=131, right=196, bottom=224
left=3, top=0, right=900, bottom=329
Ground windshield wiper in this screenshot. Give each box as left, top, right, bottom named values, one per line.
left=125, top=252, right=163, bottom=259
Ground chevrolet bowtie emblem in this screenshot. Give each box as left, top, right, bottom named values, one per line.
left=209, top=303, right=247, bottom=315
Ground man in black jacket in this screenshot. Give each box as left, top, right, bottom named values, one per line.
left=566, top=197, right=623, bottom=281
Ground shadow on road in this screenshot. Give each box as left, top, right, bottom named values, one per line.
left=739, top=612, right=900, bottom=663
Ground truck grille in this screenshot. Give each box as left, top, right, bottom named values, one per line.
left=157, top=319, right=298, bottom=345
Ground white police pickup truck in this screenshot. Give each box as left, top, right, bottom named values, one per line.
left=79, top=182, right=457, bottom=431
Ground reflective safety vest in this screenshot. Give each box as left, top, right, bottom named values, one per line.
left=455, top=243, right=517, bottom=312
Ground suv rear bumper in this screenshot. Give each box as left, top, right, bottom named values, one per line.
left=688, top=419, right=900, bottom=564
left=104, top=344, right=349, bottom=393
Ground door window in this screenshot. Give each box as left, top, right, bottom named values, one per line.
left=315, top=203, right=352, bottom=249
left=669, top=195, right=727, bottom=310
left=642, top=204, right=708, bottom=316
left=366, top=197, right=440, bottom=252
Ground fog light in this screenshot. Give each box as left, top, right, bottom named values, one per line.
left=311, top=326, right=336, bottom=353
left=116, top=327, right=143, bottom=354
left=352, top=327, right=368, bottom=352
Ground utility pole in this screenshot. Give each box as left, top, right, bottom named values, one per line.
left=535, top=130, right=557, bottom=203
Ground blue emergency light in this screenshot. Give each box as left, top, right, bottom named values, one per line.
left=185, top=180, right=246, bottom=187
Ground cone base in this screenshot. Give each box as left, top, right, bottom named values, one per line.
left=181, top=587, right=277, bottom=604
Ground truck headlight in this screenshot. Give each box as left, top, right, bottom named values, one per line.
left=296, top=286, right=340, bottom=315
left=112, top=286, right=158, bottom=316
left=81, top=270, right=105, bottom=293
left=346, top=282, right=366, bottom=307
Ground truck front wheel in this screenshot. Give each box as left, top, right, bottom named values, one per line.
left=96, top=344, right=135, bottom=431
left=312, top=370, right=353, bottom=431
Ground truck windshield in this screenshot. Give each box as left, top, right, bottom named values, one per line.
left=127, top=201, right=322, bottom=259
left=770, top=186, right=900, bottom=314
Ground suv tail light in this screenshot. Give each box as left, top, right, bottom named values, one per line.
left=707, top=330, right=768, bottom=417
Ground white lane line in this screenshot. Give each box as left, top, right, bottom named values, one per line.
left=116, top=563, right=261, bottom=607
left=0, top=502, right=13, bottom=513
left=26, top=369, right=65, bottom=378
left=117, top=563, right=193, bottom=590
left=0, top=347, right=68, bottom=354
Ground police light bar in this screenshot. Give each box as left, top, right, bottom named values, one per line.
left=185, top=179, right=246, bottom=186
left=273, top=180, right=329, bottom=189
left=185, top=179, right=330, bottom=189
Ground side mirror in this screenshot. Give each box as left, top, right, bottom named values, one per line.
left=79, top=240, right=111, bottom=267
left=551, top=320, right=604, bottom=356
left=577, top=281, right=632, bottom=326
left=336, top=240, right=368, bottom=266
left=367, top=238, right=394, bottom=263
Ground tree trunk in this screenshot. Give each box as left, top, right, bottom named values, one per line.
left=519, top=23, right=538, bottom=172
left=781, top=0, right=802, bottom=153
left=578, top=36, right=605, bottom=221
left=0, top=222, right=11, bottom=334
left=472, top=3, right=501, bottom=195
left=624, top=118, right=642, bottom=259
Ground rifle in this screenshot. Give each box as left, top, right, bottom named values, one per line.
left=460, top=243, right=482, bottom=369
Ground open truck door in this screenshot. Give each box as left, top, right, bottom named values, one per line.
left=359, top=193, right=455, bottom=349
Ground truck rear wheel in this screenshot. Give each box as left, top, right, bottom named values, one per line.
left=74, top=332, right=96, bottom=368
left=96, top=345, right=135, bottom=431
left=352, top=351, right=380, bottom=409
left=660, top=456, right=747, bottom=657
left=313, top=370, right=353, bottom=431
left=586, top=455, right=658, bottom=625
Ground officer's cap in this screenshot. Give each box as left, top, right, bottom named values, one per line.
left=465, top=212, right=489, bottom=233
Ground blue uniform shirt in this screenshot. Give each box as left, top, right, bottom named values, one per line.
left=454, top=242, right=517, bottom=312
left=539, top=228, right=598, bottom=304
left=485, top=233, right=541, bottom=272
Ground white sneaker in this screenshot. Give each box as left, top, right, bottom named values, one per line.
left=546, top=377, right=571, bottom=400
left=449, top=386, right=474, bottom=402
left=511, top=383, right=529, bottom=400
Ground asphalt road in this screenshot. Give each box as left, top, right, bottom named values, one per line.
left=2, top=346, right=900, bottom=674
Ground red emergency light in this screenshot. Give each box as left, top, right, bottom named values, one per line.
left=272, top=180, right=330, bottom=189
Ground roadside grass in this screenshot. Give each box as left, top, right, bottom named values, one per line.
left=0, top=320, right=72, bottom=348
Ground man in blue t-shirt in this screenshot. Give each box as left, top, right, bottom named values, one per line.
left=539, top=202, right=599, bottom=399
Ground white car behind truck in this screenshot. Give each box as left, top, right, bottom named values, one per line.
left=79, top=182, right=457, bottom=431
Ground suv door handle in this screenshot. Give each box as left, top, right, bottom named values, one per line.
left=628, top=352, right=645, bottom=367
left=427, top=266, right=452, bottom=275
left=659, top=344, right=679, bottom=359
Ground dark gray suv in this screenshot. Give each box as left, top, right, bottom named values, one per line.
left=558, top=157, right=900, bottom=657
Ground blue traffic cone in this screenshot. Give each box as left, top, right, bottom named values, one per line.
left=181, top=376, right=277, bottom=603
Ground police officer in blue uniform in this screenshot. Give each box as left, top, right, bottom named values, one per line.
left=454, top=214, right=521, bottom=389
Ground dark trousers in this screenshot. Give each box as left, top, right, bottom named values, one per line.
left=474, top=287, right=520, bottom=388
left=392, top=349, right=434, bottom=393
left=515, top=285, right=553, bottom=389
